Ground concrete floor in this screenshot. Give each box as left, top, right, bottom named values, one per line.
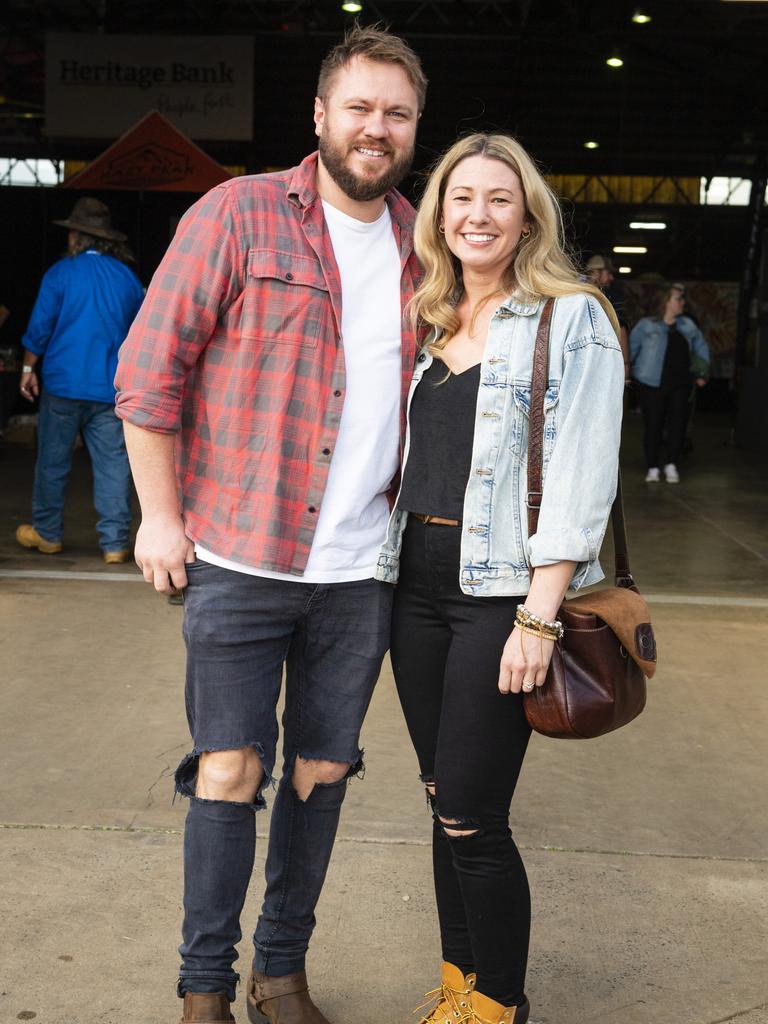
left=1, top=414, right=767, bottom=1024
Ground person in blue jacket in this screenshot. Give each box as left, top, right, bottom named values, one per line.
left=629, top=283, right=709, bottom=484
left=16, top=197, right=144, bottom=561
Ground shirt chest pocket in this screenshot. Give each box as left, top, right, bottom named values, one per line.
left=510, top=382, right=560, bottom=461
left=241, top=249, right=330, bottom=347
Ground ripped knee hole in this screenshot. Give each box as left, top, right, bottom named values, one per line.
left=196, top=747, right=264, bottom=800
left=292, top=756, right=350, bottom=802
left=437, top=814, right=480, bottom=838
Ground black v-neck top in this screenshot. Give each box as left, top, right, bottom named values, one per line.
left=661, top=325, right=691, bottom=389
left=397, top=359, right=481, bottom=521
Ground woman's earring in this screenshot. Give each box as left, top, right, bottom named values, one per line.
left=438, top=223, right=445, bottom=234
left=521, top=228, right=531, bottom=239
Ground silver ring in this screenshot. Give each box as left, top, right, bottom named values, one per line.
left=522, top=680, right=535, bottom=692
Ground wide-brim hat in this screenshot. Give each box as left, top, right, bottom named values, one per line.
left=53, top=196, right=127, bottom=242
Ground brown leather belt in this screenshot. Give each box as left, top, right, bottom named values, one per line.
left=411, top=513, right=461, bottom=526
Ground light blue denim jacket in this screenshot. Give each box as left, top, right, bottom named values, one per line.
left=629, top=315, right=710, bottom=388
left=375, top=292, right=625, bottom=597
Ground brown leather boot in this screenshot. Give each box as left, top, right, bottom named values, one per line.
left=468, top=988, right=530, bottom=1024
left=180, top=991, right=235, bottom=1023
left=246, top=971, right=331, bottom=1024
left=415, top=962, right=476, bottom=1023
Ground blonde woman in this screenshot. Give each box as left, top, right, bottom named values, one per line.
left=376, top=134, right=624, bottom=1024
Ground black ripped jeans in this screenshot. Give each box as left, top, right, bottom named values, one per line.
left=635, top=380, right=691, bottom=469
left=390, top=518, right=532, bottom=1006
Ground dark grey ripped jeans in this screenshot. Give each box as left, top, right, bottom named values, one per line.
left=176, top=561, right=392, bottom=1000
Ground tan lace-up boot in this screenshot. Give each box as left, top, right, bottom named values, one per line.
left=467, top=988, right=530, bottom=1024
left=415, top=962, right=477, bottom=1023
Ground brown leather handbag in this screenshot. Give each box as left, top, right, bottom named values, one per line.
left=522, top=298, right=657, bottom=739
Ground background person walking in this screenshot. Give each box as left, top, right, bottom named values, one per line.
left=16, top=197, right=143, bottom=561
left=630, top=282, right=709, bottom=484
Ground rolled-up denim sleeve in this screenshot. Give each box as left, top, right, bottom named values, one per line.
left=527, top=300, right=625, bottom=589
left=115, top=183, right=244, bottom=433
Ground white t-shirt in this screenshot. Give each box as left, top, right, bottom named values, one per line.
left=196, top=200, right=403, bottom=583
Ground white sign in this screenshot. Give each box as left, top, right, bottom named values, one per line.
left=46, top=33, right=253, bottom=140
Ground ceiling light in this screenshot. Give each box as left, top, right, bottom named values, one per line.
left=619, top=266, right=632, bottom=274
left=606, top=53, right=624, bottom=68
left=583, top=140, right=600, bottom=150
left=341, top=1, right=363, bottom=11
left=632, top=9, right=652, bottom=23
left=614, top=245, right=648, bottom=254
left=629, top=221, right=667, bottom=230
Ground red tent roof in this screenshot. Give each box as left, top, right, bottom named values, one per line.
left=63, top=111, right=231, bottom=192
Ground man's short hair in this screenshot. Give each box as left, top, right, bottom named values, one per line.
left=317, top=24, right=428, bottom=113
left=586, top=254, right=614, bottom=273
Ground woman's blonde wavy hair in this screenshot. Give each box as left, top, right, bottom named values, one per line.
left=411, top=133, right=619, bottom=342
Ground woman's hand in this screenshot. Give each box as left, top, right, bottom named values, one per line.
left=498, top=625, right=556, bottom=695
left=499, top=562, right=574, bottom=694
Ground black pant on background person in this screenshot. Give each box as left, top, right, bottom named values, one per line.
left=390, top=517, right=532, bottom=1007
left=635, top=381, right=691, bottom=469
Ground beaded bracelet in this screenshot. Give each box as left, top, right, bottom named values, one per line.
left=516, top=604, right=565, bottom=640
left=515, top=619, right=563, bottom=644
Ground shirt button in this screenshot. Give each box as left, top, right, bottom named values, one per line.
left=308, top=506, right=317, bottom=513
left=333, top=389, right=342, bottom=397
left=417, top=353, right=426, bottom=363
left=322, top=448, right=331, bottom=456
left=285, top=272, right=294, bottom=281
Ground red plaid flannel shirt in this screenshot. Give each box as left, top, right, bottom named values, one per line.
left=115, top=153, right=421, bottom=573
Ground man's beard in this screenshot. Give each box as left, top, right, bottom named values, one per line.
left=319, top=134, right=414, bottom=202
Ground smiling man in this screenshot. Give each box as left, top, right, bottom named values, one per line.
left=115, top=25, right=426, bottom=1024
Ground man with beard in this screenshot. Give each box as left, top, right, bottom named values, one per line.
left=115, top=25, right=426, bottom=1024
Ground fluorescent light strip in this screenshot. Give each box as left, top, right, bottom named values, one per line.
left=629, top=221, right=667, bottom=230
left=614, top=245, right=648, bottom=254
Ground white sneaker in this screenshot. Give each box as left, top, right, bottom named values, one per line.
left=664, top=463, right=680, bottom=483
left=645, top=467, right=660, bottom=482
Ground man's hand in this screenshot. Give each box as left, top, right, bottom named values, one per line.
left=134, top=514, right=195, bottom=594
left=20, top=369, right=39, bottom=402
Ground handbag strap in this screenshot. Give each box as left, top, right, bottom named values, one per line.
left=526, top=297, right=636, bottom=589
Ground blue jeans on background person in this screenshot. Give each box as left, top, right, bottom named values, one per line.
left=175, top=563, right=393, bottom=1000
left=32, top=389, right=132, bottom=551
